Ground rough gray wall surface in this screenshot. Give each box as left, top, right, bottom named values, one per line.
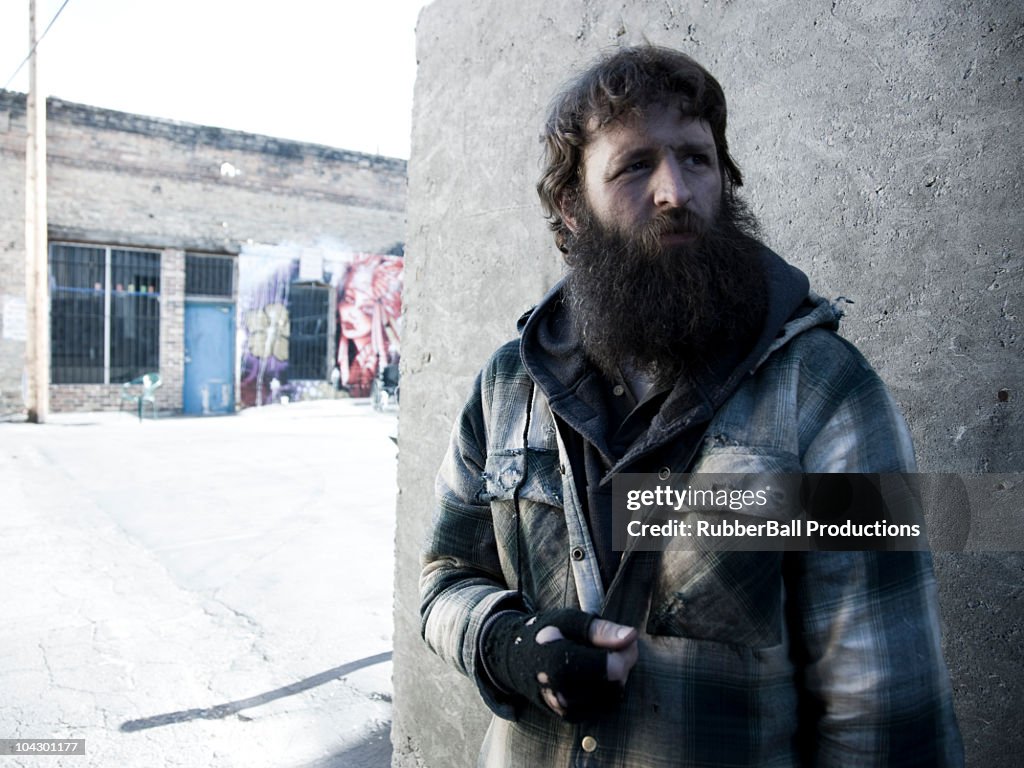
left=394, top=1, right=1022, bottom=766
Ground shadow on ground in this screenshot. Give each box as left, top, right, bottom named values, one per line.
left=120, top=652, right=392, bottom=732
left=301, top=721, right=392, bottom=768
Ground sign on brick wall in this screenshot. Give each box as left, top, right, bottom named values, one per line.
left=3, top=296, right=26, bottom=341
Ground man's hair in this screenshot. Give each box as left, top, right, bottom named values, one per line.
left=537, top=45, right=743, bottom=253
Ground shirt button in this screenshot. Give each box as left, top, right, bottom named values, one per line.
left=658, top=467, right=671, bottom=480
left=612, top=384, right=625, bottom=396
left=581, top=735, right=598, bottom=753
left=570, top=546, right=585, bottom=561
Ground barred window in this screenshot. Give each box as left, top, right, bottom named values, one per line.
left=50, top=244, right=161, bottom=384
left=186, top=253, right=235, bottom=297
left=288, top=283, right=330, bottom=380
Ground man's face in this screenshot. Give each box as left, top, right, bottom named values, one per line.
left=568, top=103, right=723, bottom=246
left=559, top=102, right=766, bottom=379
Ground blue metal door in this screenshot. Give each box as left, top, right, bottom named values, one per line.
left=184, top=302, right=235, bottom=415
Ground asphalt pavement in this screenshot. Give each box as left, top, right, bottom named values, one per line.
left=0, top=399, right=398, bottom=768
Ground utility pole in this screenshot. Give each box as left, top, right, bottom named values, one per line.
left=25, top=0, right=49, bottom=422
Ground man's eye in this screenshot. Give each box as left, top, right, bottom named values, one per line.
left=682, top=153, right=710, bottom=167
left=622, top=161, right=649, bottom=173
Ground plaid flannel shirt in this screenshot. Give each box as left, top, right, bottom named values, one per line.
left=421, top=297, right=963, bottom=767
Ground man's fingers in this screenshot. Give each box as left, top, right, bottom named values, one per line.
left=606, top=639, right=639, bottom=684
left=535, top=625, right=564, bottom=645
left=537, top=672, right=567, bottom=716
left=588, top=618, right=637, bottom=649
left=536, top=616, right=639, bottom=692
left=541, top=686, right=566, bottom=716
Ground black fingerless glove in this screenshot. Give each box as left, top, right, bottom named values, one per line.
left=480, top=608, right=624, bottom=722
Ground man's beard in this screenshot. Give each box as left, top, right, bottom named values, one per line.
left=563, top=193, right=768, bottom=382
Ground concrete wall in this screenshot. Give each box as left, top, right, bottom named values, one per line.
left=394, top=1, right=1022, bottom=766
left=0, top=92, right=407, bottom=415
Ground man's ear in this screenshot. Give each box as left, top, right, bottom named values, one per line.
left=557, top=191, right=578, bottom=234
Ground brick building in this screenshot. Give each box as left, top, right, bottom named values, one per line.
left=0, top=91, right=406, bottom=416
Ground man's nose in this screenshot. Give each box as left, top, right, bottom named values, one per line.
left=652, top=156, right=691, bottom=209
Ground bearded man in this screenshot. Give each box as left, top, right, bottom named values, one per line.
left=420, top=46, right=963, bottom=767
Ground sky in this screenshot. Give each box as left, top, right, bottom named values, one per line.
left=0, top=0, right=432, bottom=159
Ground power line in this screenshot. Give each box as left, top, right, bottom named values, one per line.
left=3, top=0, right=74, bottom=90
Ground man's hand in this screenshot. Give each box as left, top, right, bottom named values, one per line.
left=534, top=615, right=639, bottom=717
left=481, top=608, right=639, bottom=722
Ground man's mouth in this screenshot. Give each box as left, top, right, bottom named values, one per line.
left=649, top=210, right=705, bottom=243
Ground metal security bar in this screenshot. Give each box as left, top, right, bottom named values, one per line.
left=109, top=250, right=161, bottom=383
left=50, top=244, right=161, bottom=384
left=288, top=283, right=330, bottom=380
left=185, top=253, right=235, bottom=297
left=50, top=244, right=105, bottom=383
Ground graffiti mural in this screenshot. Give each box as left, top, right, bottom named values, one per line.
left=335, top=254, right=402, bottom=397
left=237, top=244, right=402, bottom=407
left=239, top=258, right=292, bottom=407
